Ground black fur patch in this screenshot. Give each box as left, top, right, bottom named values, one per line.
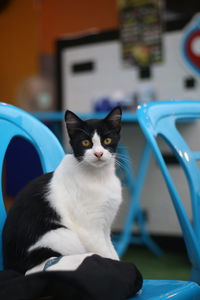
left=3, top=172, right=64, bottom=273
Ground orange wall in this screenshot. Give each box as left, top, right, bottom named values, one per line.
left=40, top=0, right=119, bottom=54
left=0, top=0, right=119, bottom=104
left=0, top=0, right=39, bottom=104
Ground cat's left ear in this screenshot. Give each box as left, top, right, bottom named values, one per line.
left=104, top=106, right=122, bottom=132
left=65, top=110, right=83, bottom=137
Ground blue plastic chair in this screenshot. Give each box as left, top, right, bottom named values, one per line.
left=2, top=102, right=200, bottom=299
left=0, top=102, right=65, bottom=269
left=133, top=100, right=200, bottom=299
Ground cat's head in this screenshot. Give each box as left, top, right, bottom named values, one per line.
left=65, top=107, right=122, bottom=168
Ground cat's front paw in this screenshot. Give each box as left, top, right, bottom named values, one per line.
left=26, top=253, right=95, bottom=275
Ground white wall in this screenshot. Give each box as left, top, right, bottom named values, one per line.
left=61, top=30, right=200, bottom=113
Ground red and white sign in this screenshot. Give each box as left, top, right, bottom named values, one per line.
left=182, top=15, right=200, bottom=76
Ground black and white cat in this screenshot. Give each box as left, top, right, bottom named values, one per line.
left=3, top=106, right=122, bottom=274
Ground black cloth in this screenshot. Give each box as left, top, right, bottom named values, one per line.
left=0, top=255, right=143, bottom=300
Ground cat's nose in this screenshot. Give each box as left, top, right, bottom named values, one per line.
left=94, top=151, right=103, bottom=158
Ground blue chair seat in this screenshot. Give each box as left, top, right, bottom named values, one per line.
left=133, top=280, right=200, bottom=299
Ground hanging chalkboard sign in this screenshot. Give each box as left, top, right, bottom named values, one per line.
left=118, top=0, right=163, bottom=66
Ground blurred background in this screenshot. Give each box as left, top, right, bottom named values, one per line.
left=1, top=0, right=200, bottom=280
left=0, top=0, right=200, bottom=112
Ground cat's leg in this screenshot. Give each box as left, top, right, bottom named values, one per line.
left=26, top=228, right=93, bottom=275
left=103, top=229, right=119, bottom=260
left=90, top=239, right=118, bottom=260
left=105, top=234, right=119, bottom=260
left=77, top=229, right=119, bottom=260
left=28, top=227, right=86, bottom=256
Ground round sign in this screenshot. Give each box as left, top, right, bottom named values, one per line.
left=182, top=15, right=200, bottom=76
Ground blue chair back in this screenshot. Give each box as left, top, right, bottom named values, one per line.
left=0, top=103, right=65, bottom=269
left=137, top=100, right=200, bottom=284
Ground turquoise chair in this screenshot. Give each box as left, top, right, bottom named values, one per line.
left=133, top=100, right=200, bottom=299
left=0, top=102, right=65, bottom=269
left=1, top=102, right=200, bottom=299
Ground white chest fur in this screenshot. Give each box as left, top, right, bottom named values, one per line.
left=48, top=155, right=122, bottom=231
left=27, top=152, right=122, bottom=273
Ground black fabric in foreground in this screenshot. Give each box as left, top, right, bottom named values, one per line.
left=0, top=255, right=143, bottom=300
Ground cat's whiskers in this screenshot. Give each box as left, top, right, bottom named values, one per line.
left=116, top=153, right=130, bottom=164
left=115, top=158, right=126, bottom=171
left=74, top=157, right=86, bottom=169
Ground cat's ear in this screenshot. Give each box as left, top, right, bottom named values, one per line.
left=104, top=106, right=122, bottom=132
left=65, top=110, right=82, bottom=136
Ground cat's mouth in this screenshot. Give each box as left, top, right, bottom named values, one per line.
left=94, top=157, right=105, bottom=164
left=94, top=155, right=114, bottom=167
left=86, top=156, right=109, bottom=168
left=96, top=158, right=104, bottom=163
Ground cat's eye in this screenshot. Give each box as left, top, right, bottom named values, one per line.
left=82, top=139, right=91, bottom=147
left=104, top=138, right=112, bottom=145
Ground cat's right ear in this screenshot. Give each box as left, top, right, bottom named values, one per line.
left=65, top=110, right=82, bottom=137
